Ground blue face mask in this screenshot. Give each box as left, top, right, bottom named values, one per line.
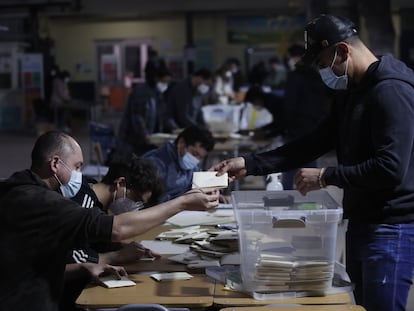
left=55, top=160, right=82, bottom=198
left=319, top=49, right=349, bottom=90
left=179, top=152, right=200, bottom=170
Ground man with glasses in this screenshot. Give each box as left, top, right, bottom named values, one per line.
left=210, top=14, right=414, bottom=311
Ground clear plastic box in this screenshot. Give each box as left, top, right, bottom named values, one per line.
left=231, top=190, right=343, bottom=298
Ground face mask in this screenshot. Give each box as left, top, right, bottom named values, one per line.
left=156, top=82, right=168, bottom=93
left=179, top=152, right=200, bottom=170
left=197, top=83, right=210, bottom=95
left=109, top=188, right=143, bottom=215
left=225, top=71, right=232, bottom=78
left=319, top=49, right=349, bottom=90
left=55, top=161, right=82, bottom=198
left=288, top=58, right=297, bottom=71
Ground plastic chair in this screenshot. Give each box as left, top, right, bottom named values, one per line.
left=116, top=304, right=189, bottom=311
left=89, top=121, right=116, bottom=165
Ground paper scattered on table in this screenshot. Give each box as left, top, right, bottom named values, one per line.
left=140, top=240, right=189, bottom=254
left=192, top=171, right=228, bottom=189
left=151, top=271, right=193, bottom=282
left=99, top=275, right=136, bottom=288
left=166, top=210, right=235, bottom=227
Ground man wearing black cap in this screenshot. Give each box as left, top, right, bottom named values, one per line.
left=210, top=14, right=414, bottom=311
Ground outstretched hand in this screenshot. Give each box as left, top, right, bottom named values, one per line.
left=182, top=188, right=220, bottom=211
left=208, top=157, right=247, bottom=182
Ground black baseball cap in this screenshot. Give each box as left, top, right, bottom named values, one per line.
left=302, top=14, right=358, bottom=65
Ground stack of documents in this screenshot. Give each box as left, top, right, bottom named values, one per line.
left=253, top=253, right=334, bottom=292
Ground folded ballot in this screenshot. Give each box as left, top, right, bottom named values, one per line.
left=99, top=276, right=136, bottom=288
left=192, top=172, right=228, bottom=189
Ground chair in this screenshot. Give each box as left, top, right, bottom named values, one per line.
left=116, top=304, right=189, bottom=311
left=89, top=121, right=116, bottom=165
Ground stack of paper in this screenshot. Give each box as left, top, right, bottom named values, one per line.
left=252, top=253, right=334, bottom=292
left=192, top=171, right=228, bottom=189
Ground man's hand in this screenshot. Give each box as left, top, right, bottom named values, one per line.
left=181, top=188, right=220, bottom=211
left=99, top=241, right=160, bottom=265
left=209, top=157, right=247, bottom=182
left=81, top=263, right=127, bottom=286
left=294, top=168, right=324, bottom=195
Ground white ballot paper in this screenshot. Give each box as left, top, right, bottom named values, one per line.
left=99, top=275, right=136, bottom=288
left=192, top=172, right=228, bottom=189
left=151, top=272, right=193, bottom=282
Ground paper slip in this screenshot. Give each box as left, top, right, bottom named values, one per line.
left=99, top=276, right=136, bottom=288
left=192, top=172, right=228, bottom=189
left=151, top=272, right=193, bottom=282
left=140, top=240, right=189, bottom=254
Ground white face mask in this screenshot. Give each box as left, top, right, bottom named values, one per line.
left=156, top=82, right=168, bottom=93
left=319, top=49, right=349, bottom=90
left=197, top=83, right=210, bottom=95
left=55, top=160, right=82, bottom=198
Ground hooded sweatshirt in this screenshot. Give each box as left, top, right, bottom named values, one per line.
left=244, top=54, right=414, bottom=224
left=0, top=170, right=113, bottom=311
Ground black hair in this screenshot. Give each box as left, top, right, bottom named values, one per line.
left=193, top=68, right=213, bottom=80
left=175, top=126, right=215, bottom=152
left=31, top=130, right=75, bottom=170
left=101, top=156, right=164, bottom=205
left=244, top=85, right=265, bottom=104
left=288, top=43, right=305, bottom=57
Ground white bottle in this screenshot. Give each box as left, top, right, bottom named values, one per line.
left=266, top=173, right=283, bottom=191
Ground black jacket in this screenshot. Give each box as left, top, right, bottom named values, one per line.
left=244, top=54, right=414, bottom=224
left=0, top=170, right=113, bottom=311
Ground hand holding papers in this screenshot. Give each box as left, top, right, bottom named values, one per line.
left=192, top=172, right=228, bottom=190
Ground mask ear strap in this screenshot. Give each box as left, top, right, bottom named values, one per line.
left=330, top=49, right=338, bottom=68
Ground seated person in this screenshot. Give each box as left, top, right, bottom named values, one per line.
left=239, top=85, right=285, bottom=139
left=69, top=156, right=164, bottom=265
left=63, top=156, right=164, bottom=311
left=143, top=126, right=215, bottom=202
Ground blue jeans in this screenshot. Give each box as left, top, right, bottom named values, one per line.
left=346, top=222, right=414, bottom=311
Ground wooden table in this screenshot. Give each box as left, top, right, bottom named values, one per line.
left=76, top=225, right=355, bottom=309
left=213, top=284, right=353, bottom=308
left=220, top=306, right=366, bottom=311
left=76, top=274, right=215, bottom=309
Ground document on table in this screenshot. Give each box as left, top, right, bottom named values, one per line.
left=99, top=276, right=136, bottom=288
left=140, top=240, right=190, bottom=254
left=166, top=210, right=235, bottom=227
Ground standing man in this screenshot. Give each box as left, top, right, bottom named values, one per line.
left=116, top=66, right=172, bottom=158
left=210, top=14, right=414, bottom=311
left=0, top=131, right=219, bottom=310
left=164, top=68, right=212, bottom=132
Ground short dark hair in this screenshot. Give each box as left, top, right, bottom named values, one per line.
left=244, top=85, right=265, bottom=104
left=175, top=126, right=215, bottom=152
left=31, top=131, right=75, bottom=170
left=101, top=156, right=164, bottom=205
left=194, top=68, right=212, bottom=80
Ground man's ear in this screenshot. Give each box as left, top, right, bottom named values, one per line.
left=176, top=137, right=186, bottom=156
left=336, top=42, right=350, bottom=63
left=114, top=177, right=126, bottom=188
left=50, top=155, right=60, bottom=173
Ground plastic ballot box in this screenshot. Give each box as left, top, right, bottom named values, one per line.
left=231, top=190, right=343, bottom=299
